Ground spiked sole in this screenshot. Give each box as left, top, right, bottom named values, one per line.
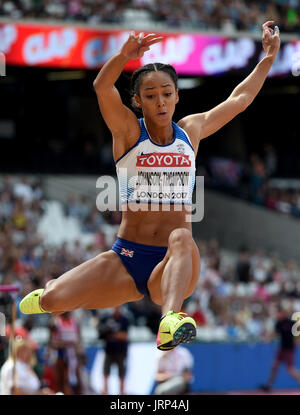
left=157, top=322, right=196, bottom=351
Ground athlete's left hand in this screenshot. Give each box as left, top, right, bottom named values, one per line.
left=120, top=32, right=164, bottom=60
left=262, top=21, right=280, bottom=60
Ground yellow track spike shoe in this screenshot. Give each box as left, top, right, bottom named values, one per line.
left=157, top=311, right=197, bottom=351
left=19, top=289, right=48, bottom=314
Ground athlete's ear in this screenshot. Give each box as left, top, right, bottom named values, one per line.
left=175, top=89, right=179, bottom=104
left=133, top=93, right=142, bottom=108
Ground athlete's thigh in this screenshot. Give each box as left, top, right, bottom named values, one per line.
left=46, top=250, right=143, bottom=310
left=147, top=239, right=200, bottom=306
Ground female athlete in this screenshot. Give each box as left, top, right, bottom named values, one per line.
left=20, top=22, right=280, bottom=351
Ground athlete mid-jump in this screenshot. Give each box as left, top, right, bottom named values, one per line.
left=20, top=23, right=280, bottom=351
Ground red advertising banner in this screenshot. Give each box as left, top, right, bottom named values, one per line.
left=0, top=21, right=300, bottom=76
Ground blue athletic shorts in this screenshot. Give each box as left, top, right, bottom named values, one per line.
left=111, top=237, right=168, bottom=296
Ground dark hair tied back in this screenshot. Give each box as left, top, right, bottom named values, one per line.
left=130, top=63, right=178, bottom=111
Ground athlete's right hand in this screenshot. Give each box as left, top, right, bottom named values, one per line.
left=120, top=31, right=164, bottom=60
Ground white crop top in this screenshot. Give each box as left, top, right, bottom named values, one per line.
left=116, top=118, right=196, bottom=205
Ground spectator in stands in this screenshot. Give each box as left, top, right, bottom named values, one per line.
left=0, top=337, right=54, bottom=395
left=95, top=229, right=108, bottom=252
left=276, top=190, right=293, bottom=215
left=203, top=256, right=222, bottom=290
left=236, top=246, right=252, bottom=283
left=98, top=307, right=130, bottom=395
left=13, top=177, right=33, bottom=205
left=0, top=0, right=299, bottom=34
left=0, top=336, right=7, bottom=369
left=250, top=248, right=271, bottom=282
left=70, top=239, right=85, bottom=263
left=188, top=299, right=206, bottom=327
left=77, top=351, right=94, bottom=395
left=5, top=317, right=38, bottom=351
left=153, top=345, right=194, bottom=395
left=245, top=309, right=265, bottom=339
left=264, top=186, right=279, bottom=210
left=260, top=307, right=300, bottom=392
left=76, top=195, right=91, bottom=222
left=263, top=143, right=278, bottom=178
left=248, top=153, right=266, bottom=205
left=66, top=194, right=82, bottom=218
left=82, top=205, right=106, bottom=232
left=0, top=191, right=13, bottom=222
left=49, top=312, right=82, bottom=395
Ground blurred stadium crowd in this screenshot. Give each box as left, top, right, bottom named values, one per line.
left=0, top=175, right=299, bottom=345
left=1, top=0, right=299, bottom=396
left=0, top=0, right=300, bottom=33
left=202, top=144, right=300, bottom=220
left=1, top=175, right=300, bottom=393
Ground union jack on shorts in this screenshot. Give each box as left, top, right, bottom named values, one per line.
left=121, top=248, right=134, bottom=257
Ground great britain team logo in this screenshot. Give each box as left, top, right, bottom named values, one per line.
left=177, top=144, right=185, bottom=154
left=121, top=248, right=134, bottom=257
left=136, top=152, right=191, bottom=167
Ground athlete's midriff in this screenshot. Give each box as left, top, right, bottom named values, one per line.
left=117, top=203, right=193, bottom=246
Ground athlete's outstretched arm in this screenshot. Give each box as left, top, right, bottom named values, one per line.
left=178, top=21, right=281, bottom=142
left=93, top=32, right=163, bottom=138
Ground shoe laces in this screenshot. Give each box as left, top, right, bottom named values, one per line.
left=173, top=311, right=188, bottom=320
left=161, top=311, right=188, bottom=321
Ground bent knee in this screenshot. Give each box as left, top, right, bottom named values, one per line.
left=168, top=228, right=193, bottom=251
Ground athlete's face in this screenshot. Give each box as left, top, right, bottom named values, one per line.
left=134, top=71, right=179, bottom=125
